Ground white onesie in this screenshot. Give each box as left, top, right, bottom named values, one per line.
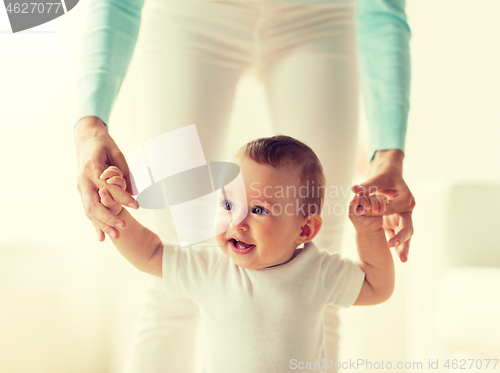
left=162, top=240, right=365, bottom=373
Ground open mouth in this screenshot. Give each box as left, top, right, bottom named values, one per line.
left=229, top=238, right=256, bottom=254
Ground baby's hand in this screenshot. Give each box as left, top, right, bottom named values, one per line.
left=98, top=166, right=128, bottom=216
left=348, top=193, right=389, bottom=233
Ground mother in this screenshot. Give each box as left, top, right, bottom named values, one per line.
left=74, top=0, right=415, bottom=372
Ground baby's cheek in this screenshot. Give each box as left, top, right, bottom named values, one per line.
left=214, top=233, right=224, bottom=245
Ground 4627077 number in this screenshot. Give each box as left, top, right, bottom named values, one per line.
left=444, top=359, right=499, bottom=370
left=6, top=3, right=62, bottom=14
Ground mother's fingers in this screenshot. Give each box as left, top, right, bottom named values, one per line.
left=395, top=238, right=411, bottom=262
left=387, top=213, right=413, bottom=248
left=384, top=192, right=416, bottom=216
left=81, top=178, right=126, bottom=229
left=95, top=226, right=105, bottom=242
left=85, top=199, right=124, bottom=233
left=382, top=218, right=411, bottom=262
left=384, top=228, right=395, bottom=242
left=352, top=184, right=399, bottom=199
left=82, top=158, right=107, bottom=190
left=90, top=215, right=120, bottom=240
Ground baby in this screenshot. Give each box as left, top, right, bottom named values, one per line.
left=98, top=135, right=394, bottom=373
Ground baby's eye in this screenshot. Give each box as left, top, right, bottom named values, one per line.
left=220, top=200, right=234, bottom=211
left=252, top=206, right=269, bottom=215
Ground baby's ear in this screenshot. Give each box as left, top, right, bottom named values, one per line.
left=296, top=215, right=322, bottom=244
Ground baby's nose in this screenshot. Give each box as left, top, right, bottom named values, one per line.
left=230, top=210, right=248, bottom=229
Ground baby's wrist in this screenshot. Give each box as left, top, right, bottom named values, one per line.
left=354, top=226, right=384, bottom=236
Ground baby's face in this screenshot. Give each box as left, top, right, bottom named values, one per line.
left=215, top=155, right=308, bottom=270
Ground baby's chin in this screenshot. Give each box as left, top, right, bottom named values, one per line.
left=230, top=259, right=263, bottom=270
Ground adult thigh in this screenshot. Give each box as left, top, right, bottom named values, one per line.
left=123, top=2, right=248, bottom=373
left=263, top=4, right=358, bottom=368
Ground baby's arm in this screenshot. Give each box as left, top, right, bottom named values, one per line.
left=348, top=194, right=395, bottom=305
left=99, top=166, right=163, bottom=278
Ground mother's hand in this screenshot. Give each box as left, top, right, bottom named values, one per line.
left=351, top=149, right=415, bottom=262
left=74, top=116, right=139, bottom=241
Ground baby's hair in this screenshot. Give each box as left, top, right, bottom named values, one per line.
left=235, top=135, right=325, bottom=216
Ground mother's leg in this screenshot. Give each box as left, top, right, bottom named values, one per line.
left=261, top=3, right=358, bottom=369
left=123, top=2, right=251, bottom=372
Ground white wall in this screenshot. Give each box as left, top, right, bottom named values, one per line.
left=1, top=0, right=499, bottom=372
left=404, top=0, right=500, bottom=185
